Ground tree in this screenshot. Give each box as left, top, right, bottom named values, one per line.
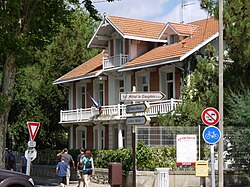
left=8, top=9, right=99, bottom=151
left=200, top=0, right=250, bottom=90
left=0, top=0, right=110, bottom=169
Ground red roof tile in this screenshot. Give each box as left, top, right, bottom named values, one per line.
left=108, top=16, right=166, bottom=39
left=55, top=51, right=106, bottom=83
left=123, top=18, right=218, bottom=68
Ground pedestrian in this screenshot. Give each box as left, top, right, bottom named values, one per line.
left=57, top=148, right=75, bottom=186
left=7, top=149, right=16, bottom=171
left=56, top=158, right=69, bottom=187
left=81, top=150, right=94, bottom=187
left=76, top=147, right=85, bottom=187
left=20, top=154, right=27, bottom=174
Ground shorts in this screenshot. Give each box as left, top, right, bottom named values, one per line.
left=83, top=170, right=92, bottom=175
left=77, top=170, right=84, bottom=180
left=58, top=176, right=66, bottom=184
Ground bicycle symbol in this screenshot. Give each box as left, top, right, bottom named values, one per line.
left=205, top=130, right=219, bottom=139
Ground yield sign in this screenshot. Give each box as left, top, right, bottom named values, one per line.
left=27, top=122, right=40, bottom=141
left=201, top=107, right=220, bottom=126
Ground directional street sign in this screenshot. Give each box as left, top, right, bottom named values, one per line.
left=201, top=107, right=220, bottom=126
left=126, top=116, right=151, bottom=126
left=126, top=102, right=150, bottom=114
left=120, top=91, right=166, bottom=102
left=27, top=122, right=40, bottom=141
left=203, top=126, right=221, bottom=144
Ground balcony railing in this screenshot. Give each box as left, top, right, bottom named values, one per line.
left=60, top=99, right=182, bottom=123
left=103, top=54, right=128, bottom=70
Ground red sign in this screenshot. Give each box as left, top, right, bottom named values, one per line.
left=27, top=122, right=40, bottom=141
left=201, top=107, right=220, bottom=126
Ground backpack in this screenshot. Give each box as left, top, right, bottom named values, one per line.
left=85, top=159, right=92, bottom=169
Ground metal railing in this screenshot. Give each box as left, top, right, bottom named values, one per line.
left=103, top=54, right=128, bottom=70
left=60, top=98, right=182, bottom=123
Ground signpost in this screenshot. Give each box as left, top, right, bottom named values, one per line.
left=120, top=91, right=165, bottom=102
left=26, top=121, right=40, bottom=175
left=126, top=116, right=151, bottom=126
left=126, top=102, right=150, bottom=114
left=201, top=108, right=221, bottom=187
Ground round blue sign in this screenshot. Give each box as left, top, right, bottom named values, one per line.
left=203, top=126, right=221, bottom=144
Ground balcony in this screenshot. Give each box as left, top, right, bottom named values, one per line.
left=103, top=54, right=128, bottom=70
left=60, top=99, right=182, bottom=124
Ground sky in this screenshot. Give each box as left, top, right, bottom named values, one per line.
left=93, top=0, right=209, bottom=23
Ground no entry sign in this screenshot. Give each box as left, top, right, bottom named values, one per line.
left=201, top=107, right=220, bottom=126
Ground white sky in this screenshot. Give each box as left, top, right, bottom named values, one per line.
left=94, top=0, right=209, bottom=23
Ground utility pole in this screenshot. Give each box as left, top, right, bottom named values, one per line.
left=218, top=0, right=224, bottom=186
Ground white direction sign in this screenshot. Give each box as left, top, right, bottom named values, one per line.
left=126, top=116, right=151, bottom=126
left=120, top=91, right=165, bottom=102
left=126, top=102, right=150, bottom=114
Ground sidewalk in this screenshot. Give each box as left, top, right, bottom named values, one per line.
left=34, top=177, right=111, bottom=187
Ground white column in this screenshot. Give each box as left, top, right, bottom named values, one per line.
left=118, top=123, right=123, bottom=149
left=69, top=126, right=74, bottom=149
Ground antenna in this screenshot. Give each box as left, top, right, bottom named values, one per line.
left=180, top=0, right=195, bottom=23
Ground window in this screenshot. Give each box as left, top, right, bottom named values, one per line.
left=166, top=72, right=174, bottom=99
left=137, top=74, right=149, bottom=91
left=81, top=130, right=86, bottom=148
left=101, top=128, right=104, bottom=149
left=98, top=83, right=104, bottom=106
left=142, top=76, right=149, bottom=91
left=77, top=85, right=86, bottom=108
left=119, top=80, right=124, bottom=104
left=81, top=86, right=86, bottom=108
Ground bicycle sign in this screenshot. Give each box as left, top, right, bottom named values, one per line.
left=203, top=126, right=221, bottom=144
left=201, top=107, right=220, bottom=126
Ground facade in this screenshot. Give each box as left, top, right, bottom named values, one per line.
left=53, top=14, right=219, bottom=150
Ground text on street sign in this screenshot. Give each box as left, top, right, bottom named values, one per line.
left=120, top=91, right=165, bottom=101
left=126, top=116, right=151, bottom=126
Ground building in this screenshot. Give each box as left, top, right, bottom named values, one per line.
left=53, top=14, right=219, bottom=150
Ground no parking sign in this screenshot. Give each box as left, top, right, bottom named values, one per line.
left=201, top=107, right=220, bottom=126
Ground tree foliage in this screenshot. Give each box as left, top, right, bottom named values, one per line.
left=8, top=9, right=99, bottom=151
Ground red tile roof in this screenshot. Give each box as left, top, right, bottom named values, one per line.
left=168, top=22, right=199, bottom=35
left=123, top=18, right=218, bottom=69
left=54, top=51, right=106, bottom=84
left=108, top=16, right=166, bottom=39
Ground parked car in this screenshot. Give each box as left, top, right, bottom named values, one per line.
left=0, top=169, right=34, bottom=187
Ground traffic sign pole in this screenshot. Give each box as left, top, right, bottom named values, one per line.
left=211, top=145, right=215, bottom=187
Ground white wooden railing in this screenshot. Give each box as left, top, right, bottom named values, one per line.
left=103, top=54, right=128, bottom=70
left=60, top=99, right=181, bottom=123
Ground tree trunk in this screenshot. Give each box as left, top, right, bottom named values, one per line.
left=0, top=52, right=17, bottom=169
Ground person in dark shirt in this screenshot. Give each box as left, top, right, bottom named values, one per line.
left=76, top=147, right=85, bottom=187
left=20, top=154, right=27, bottom=173
left=57, top=148, right=75, bottom=186
left=56, top=158, right=69, bottom=187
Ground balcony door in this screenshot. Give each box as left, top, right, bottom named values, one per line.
left=93, top=125, right=105, bottom=150
left=160, top=66, right=175, bottom=99
left=93, top=81, right=105, bottom=106
left=77, top=84, right=86, bottom=109
left=76, top=126, right=87, bottom=149
left=136, top=71, right=149, bottom=92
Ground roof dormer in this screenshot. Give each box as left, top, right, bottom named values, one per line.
left=158, top=22, right=199, bottom=44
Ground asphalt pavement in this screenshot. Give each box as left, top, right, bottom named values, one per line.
left=33, top=177, right=111, bottom=187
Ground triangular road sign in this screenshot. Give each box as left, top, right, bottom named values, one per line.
left=27, top=122, right=40, bottom=141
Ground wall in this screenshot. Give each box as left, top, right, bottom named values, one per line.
left=29, top=165, right=249, bottom=187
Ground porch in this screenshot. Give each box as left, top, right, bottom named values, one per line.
left=60, top=98, right=182, bottom=124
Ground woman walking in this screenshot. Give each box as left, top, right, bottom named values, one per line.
left=82, top=150, right=94, bottom=187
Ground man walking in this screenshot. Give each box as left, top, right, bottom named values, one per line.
left=76, top=147, right=85, bottom=187
left=57, top=148, right=75, bottom=186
